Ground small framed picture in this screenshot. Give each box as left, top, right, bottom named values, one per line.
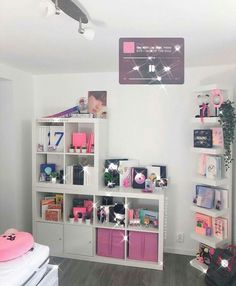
left=155, top=178, right=168, bottom=188
left=88, top=91, right=107, bottom=118
left=45, top=209, right=61, bottom=221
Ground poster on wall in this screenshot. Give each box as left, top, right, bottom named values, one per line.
left=119, top=38, right=184, bottom=85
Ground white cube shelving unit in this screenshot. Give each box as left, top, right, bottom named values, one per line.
left=32, top=118, right=165, bottom=270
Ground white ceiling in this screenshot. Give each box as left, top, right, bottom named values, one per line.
left=0, top=0, right=236, bottom=74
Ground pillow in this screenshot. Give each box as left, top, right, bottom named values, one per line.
left=0, top=229, right=34, bottom=262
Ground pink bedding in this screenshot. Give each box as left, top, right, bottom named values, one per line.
left=0, top=229, right=34, bottom=261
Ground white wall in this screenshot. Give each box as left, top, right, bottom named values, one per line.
left=34, top=64, right=236, bottom=254
left=0, top=63, right=33, bottom=233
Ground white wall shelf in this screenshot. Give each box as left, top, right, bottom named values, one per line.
left=190, top=232, right=228, bottom=248
left=190, top=205, right=229, bottom=218
left=190, top=85, right=233, bottom=273
left=192, top=176, right=228, bottom=187
left=32, top=118, right=164, bottom=270
left=192, top=117, right=220, bottom=125
left=191, top=147, right=224, bottom=155
left=190, top=258, right=208, bottom=273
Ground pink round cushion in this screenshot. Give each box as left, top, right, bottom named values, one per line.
left=0, top=230, right=34, bottom=261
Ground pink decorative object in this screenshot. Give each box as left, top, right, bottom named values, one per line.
left=97, top=229, right=125, bottom=259
left=123, top=42, right=135, bottom=54
left=84, top=200, right=93, bottom=214
left=198, top=154, right=207, bottom=176
left=195, top=213, right=212, bottom=235
left=134, top=172, right=146, bottom=185
left=212, top=127, right=224, bottom=147
left=0, top=229, right=34, bottom=262
left=72, top=133, right=86, bottom=150
left=210, top=89, right=224, bottom=117
left=73, top=207, right=86, bottom=220
left=128, top=209, right=134, bottom=221
left=87, top=133, right=94, bottom=153
left=128, top=231, right=158, bottom=262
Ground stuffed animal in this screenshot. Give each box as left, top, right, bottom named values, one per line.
left=0, top=229, right=34, bottom=262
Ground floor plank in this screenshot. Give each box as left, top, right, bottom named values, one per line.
left=49, top=253, right=206, bottom=286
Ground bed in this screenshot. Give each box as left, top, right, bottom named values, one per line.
left=0, top=243, right=58, bottom=286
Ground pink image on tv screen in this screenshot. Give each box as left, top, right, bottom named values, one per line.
left=123, top=42, right=135, bottom=54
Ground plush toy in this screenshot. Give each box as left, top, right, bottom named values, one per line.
left=0, top=229, right=34, bottom=262
left=113, top=203, right=125, bottom=225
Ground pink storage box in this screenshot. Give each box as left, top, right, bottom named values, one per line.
left=97, top=229, right=125, bottom=259
left=128, top=231, right=158, bottom=262
left=72, top=133, right=86, bottom=148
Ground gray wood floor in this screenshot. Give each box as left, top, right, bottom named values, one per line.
left=50, top=254, right=206, bottom=286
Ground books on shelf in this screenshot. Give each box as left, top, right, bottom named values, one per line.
left=147, top=165, right=166, bottom=181
left=194, top=129, right=213, bottom=148
left=195, top=213, right=228, bottom=240
left=131, top=167, right=147, bottom=189
left=41, top=196, right=63, bottom=221
left=206, top=156, right=222, bottom=179
left=212, top=127, right=224, bottom=147
left=37, top=125, right=64, bottom=152
left=66, top=165, right=94, bottom=186
left=37, top=126, right=50, bottom=152
left=213, top=217, right=228, bottom=240
left=104, top=158, right=128, bottom=187
left=195, top=213, right=212, bottom=236
left=198, top=155, right=222, bottom=179
left=83, top=166, right=94, bottom=186
left=41, top=199, right=55, bottom=220
left=194, top=185, right=228, bottom=211
left=119, top=160, right=139, bottom=188
left=196, top=185, right=215, bottom=209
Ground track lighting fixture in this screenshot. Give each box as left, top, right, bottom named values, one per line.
left=54, top=0, right=61, bottom=15
left=40, top=0, right=60, bottom=17
left=78, top=18, right=95, bottom=41
left=40, top=0, right=95, bottom=40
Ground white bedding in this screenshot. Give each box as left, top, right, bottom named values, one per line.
left=0, top=243, right=49, bottom=286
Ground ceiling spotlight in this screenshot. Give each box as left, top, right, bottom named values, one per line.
left=78, top=18, right=95, bottom=40
left=54, top=0, right=61, bottom=15
left=40, top=0, right=60, bottom=17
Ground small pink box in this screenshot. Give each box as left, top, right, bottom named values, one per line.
left=72, top=133, right=86, bottom=149
left=97, top=229, right=125, bottom=259
left=128, top=231, right=158, bottom=262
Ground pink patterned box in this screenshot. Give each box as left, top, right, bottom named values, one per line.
left=97, top=229, right=125, bottom=259
left=128, top=231, right=158, bottom=262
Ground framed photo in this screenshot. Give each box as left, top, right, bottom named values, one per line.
left=45, top=209, right=61, bottom=221
left=88, top=91, right=107, bottom=118
left=155, top=178, right=168, bottom=188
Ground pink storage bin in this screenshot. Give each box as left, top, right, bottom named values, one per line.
left=143, top=232, right=158, bottom=261
left=110, top=230, right=125, bottom=259
left=128, top=231, right=158, bottom=262
left=127, top=231, right=143, bottom=260
left=96, top=229, right=125, bottom=259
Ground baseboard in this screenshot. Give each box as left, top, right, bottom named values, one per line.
left=164, top=247, right=195, bottom=256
